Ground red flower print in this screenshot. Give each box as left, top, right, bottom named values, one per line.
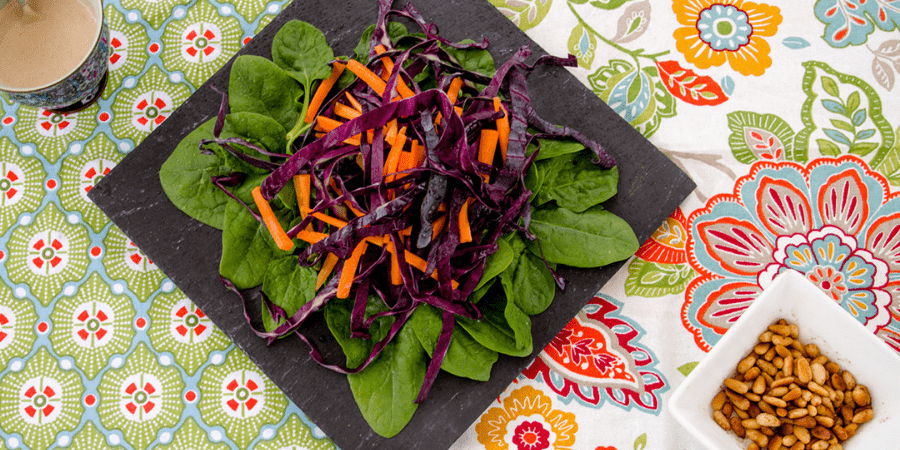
left=108, top=31, right=127, bottom=67
left=0, top=162, right=25, bottom=206
left=80, top=159, right=115, bottom=197
left=130, top=91, right=174, bottom=133
left=27, top=231, right=69, bottom=275
left=512, top=420, right=550, bottom=450
left=19, top=377, right=63, bottom=425
left=35, top=110, right=76, bottom=137
left=222, top=371, right=265, bottom=418
left=73, top=302, right=114, bottom=348
left=181, top=23, right=223, bottom=63
left=174, top=304, right=207, bottom=338
left=120, top=374, right=162, bottom=422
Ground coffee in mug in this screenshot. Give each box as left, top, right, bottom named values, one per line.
left=0, top=0, right=109, bottom=111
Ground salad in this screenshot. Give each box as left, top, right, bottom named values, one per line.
left=159, top=0, right=638, bottom=438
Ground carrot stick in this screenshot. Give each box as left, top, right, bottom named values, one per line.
left=347, top=59, right=387, bottom=97
left=294, top=229, right=329, bottom=244
left=447, top=77, right=464, bottom=104
left=344, top=92, right=363, bottom=112
left=386, top=239, right=402, bottom=285
left=315, top=116, right=362, bottom=146
left=311, top=211, right=347, bottom=228
left=387, top=247, right=458, bottom=289
left=251, top=186, right=294, bottom=251
left=383, top=126, right=408, bottom=180
left=385, top=119, right=398, bottom=146
left=493, top=97, right=509, bottom=161
left=334, top=102, right=361, bottom=120
left=411, top=140, right=425, bottom=167
left=316, top=253, right=339, bottom=291
left=293, top=175, right=311, bottom=218
left=304, top=62, right=346, bottom=124
left=337, top=240, right=369, bottom=299
left=374, top=44, right=394, bottom=81
left=458, top=198, right=473, bottom=243
left=431, top=214, right=447, bottom=240
left=478, top=129, right=499, bottom=183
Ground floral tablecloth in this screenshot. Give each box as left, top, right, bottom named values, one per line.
left=1, top=0, right=899, bottom=449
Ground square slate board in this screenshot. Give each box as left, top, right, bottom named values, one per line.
left=89, top=0, right=696, bottom=448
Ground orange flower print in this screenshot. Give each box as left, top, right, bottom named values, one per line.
left=672, top=0, right=782, bottom=76
left=475, top=385, right=577, bottom=450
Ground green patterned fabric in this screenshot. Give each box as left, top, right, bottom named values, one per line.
left=0, top=1, right=335, bottom=449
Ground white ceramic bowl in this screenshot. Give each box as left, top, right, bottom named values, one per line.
left=669, top=270, right=900, bottom=450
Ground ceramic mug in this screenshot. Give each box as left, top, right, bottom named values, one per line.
left=0, top=0, right=110, bottom=112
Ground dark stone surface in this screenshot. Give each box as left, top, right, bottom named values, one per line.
left=89, top=1, right=695, bottom=448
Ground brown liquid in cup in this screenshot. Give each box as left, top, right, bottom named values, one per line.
left=0, top=0, right=99, bottom=90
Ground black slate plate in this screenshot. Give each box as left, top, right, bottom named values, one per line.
left=89, top=0, right=695, bottom=449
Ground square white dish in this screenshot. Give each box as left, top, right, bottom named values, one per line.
left=669, top=269, right=900, bottom=449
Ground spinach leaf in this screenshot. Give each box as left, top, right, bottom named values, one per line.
left=229, top=55, right=304, bottom=131
left=271, top=20, right=334, bottom=143
left=347, top=323, right=426, bottom=438
left=444, top=39, right=496, bottom=77
left=354, top=22, right=409, bottom=64
left=272, top=20, right=334, bottom=90
left=159, top=119, right=231, bottom=229
left=261, top=255, right=317, bottom=315
left=457, top=284, right=532, bottom=357
left=524, top=161, right=543, bottom=203
left=407, top=304, right=498, bottom=381
left=220, top=200, right=279, bottom=289
left=528, top=205, right=639, bottom=268
left=213, top=112, right=287, bottom=174
left=533, top=151, right=618, bottom=212
left=529, top=137, right=586, bottom=161
left=475, top=236, right=514, bottom=291
left=501, top=249, right=556, bottom=316
left=324, top=296, right=395, bottom=369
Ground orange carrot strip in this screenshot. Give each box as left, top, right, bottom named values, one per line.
left=337, top=240, right=368, bottom=299
left=410, top=140, right=425, bottom=167
left=365, top=47, right=414, bottom=99
left=374, top=44, right=395, bottom=81
left=251, top=186, right=294, bottom=251
left=478, top=129, right=499, bottom=183
left=333, top=102, right=361, bottom=120
left=315, top=115, right=343, bottom=131
left=383, top=126, right=408, bottom=181
left=316, top=253, right=339, bottom=291
left=397, top=151, right=414, bottom=176
left=390, top=248, right=458, bottom=289
left=315, top=116, right=362, bottom=146
left=390, top=250, right=402, bottom=285
left=385, top=119, right=398, bottom=146
left=459, top=198, right=473, bottom=243
left=295, top=229, right=329, bottom=244
left=431, top=214, right=447, bottom=240
left=447, top=77, right=464, bottom=104
left=293, top=174, right=311, bottom=218
left=304, top=62, right=346, bottom=124
left=493, top=97, right=509, bottom=161
left=346, top=59, right=387, bottom=97
left=311, top=212, right=347, bottom=228
left=344, top=92, right=363, bottom=112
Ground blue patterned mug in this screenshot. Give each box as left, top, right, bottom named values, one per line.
left=0, top=0, right=110, bottom=112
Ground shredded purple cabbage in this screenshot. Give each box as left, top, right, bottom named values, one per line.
left=212, top=0, right=617, bottom=404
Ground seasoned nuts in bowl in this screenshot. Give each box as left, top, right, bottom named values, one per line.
left=669, top=270, right=900, bottom=450
left=711, top=318, right=872, bottom=450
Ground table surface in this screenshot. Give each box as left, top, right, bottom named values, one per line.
left=1, top=1, right=899, bottom=449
